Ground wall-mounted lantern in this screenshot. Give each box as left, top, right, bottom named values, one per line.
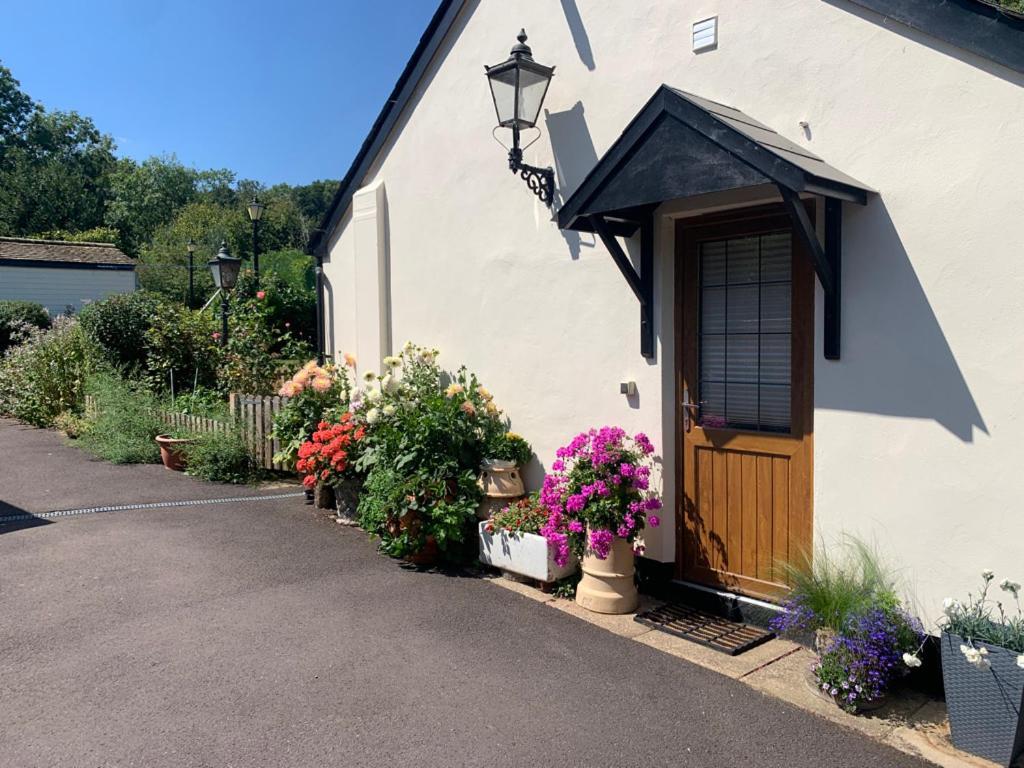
left=485, top=29, right=556, bottom=205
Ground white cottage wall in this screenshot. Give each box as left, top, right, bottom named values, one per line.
left=323, top=0, right=1024, bottom=623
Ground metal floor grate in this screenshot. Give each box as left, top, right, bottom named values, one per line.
left=634, top=602, right=775, bottom=656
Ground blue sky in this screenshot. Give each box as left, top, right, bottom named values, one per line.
left=0, top=0, right=438, bottom=186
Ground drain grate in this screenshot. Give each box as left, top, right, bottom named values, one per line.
left=0, top=492, right=305, bottom=525
left=635, top=602, right=775, bottom=656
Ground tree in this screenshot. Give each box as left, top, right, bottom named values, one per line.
left=0, top=62, right=35, bottom=161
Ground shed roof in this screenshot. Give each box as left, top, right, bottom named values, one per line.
left=0, top=237, right=135, bottom=267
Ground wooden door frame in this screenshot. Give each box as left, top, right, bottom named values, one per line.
left=672, top=203, right=815, bottom=597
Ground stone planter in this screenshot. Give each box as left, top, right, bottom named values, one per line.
left=477, top=459, right=524, bottom=520
left=314, top=482, right=335, bottom=510
left=334, top=481, right=360, bottom=526
left=941, top=632, right=1024, bottom=766
left=155, top=435, right=193, bottom=471
left=575, top=530, right=638, bottom=614
left=478, top=522, right=577, bottom=582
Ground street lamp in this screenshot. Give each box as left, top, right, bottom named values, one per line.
left=208, top=241, right=242, bottom=346
left=186, top=237, right=196, bottom=308
left=485, top=29, right=556, bottom=205
left=246, top=195, right=265, bottom=287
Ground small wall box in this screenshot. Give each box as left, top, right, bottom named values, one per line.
left=692, top=17, right=718, bottom=52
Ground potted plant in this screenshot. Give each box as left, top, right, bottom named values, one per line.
left=155, top=429, right=195, bottom=471
left=479, top=494, right=577, bottom=583
left=478, top=431, right=532, bottom=519
left=933, top=571, right=1024, bottom=766
left=771, top=539, right=924, bottom=714
left=352, top=343, right=502, bottom=565
left=295, top=413, right=365, bottom=522
left=538, top=427, right=661, bottom=614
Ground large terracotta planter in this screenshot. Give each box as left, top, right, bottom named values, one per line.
left=575, top=530, right=638, bottom=614
left=477, top=459, right=525, bottom=521
left=155, top=435, right=193, bottom=471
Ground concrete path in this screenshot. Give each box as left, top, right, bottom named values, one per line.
left=0, top=421, right=934, bottom=767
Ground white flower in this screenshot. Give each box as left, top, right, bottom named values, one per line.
left=943, top=598, right=961, bottom=617
left=902, top=653, right=922, bottom=668
left=383, top=355, right=402, bottom=368
left=366, top=407, right=380, bottom=425
left=1017, top=655, right=1024, bottom=670
left=382, top=404, right=396, bottom=417
left=999, top=579, right=1021, bottom=595
left=402, top=340, right=415, bottom=353
left=960, top=644, right=991, bottom=670
left=361, top=370, right=376, bottom=383
left=382, top=374, right=400, bottom=394
left=365, top=387, right=381, bottom=403
left=982, top=569, right=995, bottom=581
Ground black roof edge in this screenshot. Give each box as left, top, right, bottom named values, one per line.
left=839, top=0, right=1024, bottom=75
left=309, top=0, right=464, bottom=256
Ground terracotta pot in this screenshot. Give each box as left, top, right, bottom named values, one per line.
left=404, top=535, right=439, bottom=566
left=575, top=529, right=638, bottom=614
left=478, top=459, right=525, bottom=498
left=155, top=435, right=193, bottom=471
left=391, top=508, right=439, bottom=566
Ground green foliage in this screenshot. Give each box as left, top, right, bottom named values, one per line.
left=943, top=571, right=1024, bottom=653
left=77, top=371, right=163, bottom=463
left=552, top=573, right=581, bottom=599
left=184, top=428, right=261, bottom=484
left=53, top=409, right=87, bottom=438
left=235, top=267, right=316, bottom=345
left=485, top=431, right=532, bottom=467
left=30, top=226, right=119, bottom=243
left=0, top=300, right=49, bottom=353
left=144, top=303, right=220, bottom=392
left=79, top=292, right=162, bottom=371
left=354, top=345, right=507, bottom=562
left=486, top=494, right=548, bottom=535
left=272, top=361, right=353, bottom=467
left=781, top=537, right=901, bottom=633
left=0, top=317, right=95, bottom=426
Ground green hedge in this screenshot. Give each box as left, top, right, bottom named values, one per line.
left=0, top=300, right=50, bottom=353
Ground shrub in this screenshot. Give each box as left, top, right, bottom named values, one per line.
left=272, top=359, right=353, bottom=467
left=185, top=429, right=261, bottom=484
left=0, top=317, right=95, bottom=426
left=79, top=292, right=161, bottom=371
left=0, top=300, right=50, bottom=353
left=77, top=372, right=163, bottom=463
left=235, top=266, right=316, bottom=345
left=144, top=303, right=220, bottom=392
left=352, top=343, right=505, bottom=562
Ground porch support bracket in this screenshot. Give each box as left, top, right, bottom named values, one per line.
left=590, top=214, right=655, bottom=359
left=777, top=185, right=842, bottom=360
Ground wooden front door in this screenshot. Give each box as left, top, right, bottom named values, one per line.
left=676, top=207, right=813, bottom=601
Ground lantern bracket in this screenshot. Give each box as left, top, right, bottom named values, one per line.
left=509, top=147, right=554, bottom=206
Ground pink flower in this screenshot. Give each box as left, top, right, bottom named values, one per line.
left=568, top=520, right=584, bottom=533
left=648, top=514, right=660, bottom=528
left=212, top=332, right=221, bottom=340
left=310, top=375, right=332, bottom=393
left=589, top=528, right=614, bottom=559
left=256, top=290, right=266, bottom=300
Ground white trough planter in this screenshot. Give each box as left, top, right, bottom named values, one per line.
left=478, top=521, right=578, bottom=582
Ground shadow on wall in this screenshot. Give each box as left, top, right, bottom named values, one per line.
left=817, top=197, right=987, bottom=442
left=545, top=101, right=598, bottom=260
left=559, top=0, right=595, bottom=70
left=823, top=0, right=1024, bottom=88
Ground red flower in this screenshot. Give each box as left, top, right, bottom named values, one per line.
left=256, top=290, right=266, bottom=300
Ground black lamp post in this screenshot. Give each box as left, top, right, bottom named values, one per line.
left=186, top=237, right=196, bottom=308
left=246, top=195, right=265, bottom=287
left=485, top=29, right=556, bottom=205
left=208, top=241, right=242, bottom=347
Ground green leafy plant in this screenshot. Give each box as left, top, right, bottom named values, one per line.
left=486, top=430, right=532, bottom=467
left=53, top=410, right=87, bottom=438
left=0, top=300, right=50, bottom=353
left=0, top=317, right=96, bottom=427
left=484, top=494, right=549, bottom=536
left=77, top=371, right=163, bottom=463
left=79, top=292, right=162, bottom=371
left=184, top=428, right=261, bottom=484
left=272, top=359, right=353, bottom=467
left=352, top=343, right=503, bottom=562
left=144, top=303, right=220, bottom=392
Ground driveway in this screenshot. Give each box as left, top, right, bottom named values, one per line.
left=0, top=421, right=933, bottom=767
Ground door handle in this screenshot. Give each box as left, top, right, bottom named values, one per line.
left=682, top=387, right=699, bottom=433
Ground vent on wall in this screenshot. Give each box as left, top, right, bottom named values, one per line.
left=692, top=16, right=718, bottom=52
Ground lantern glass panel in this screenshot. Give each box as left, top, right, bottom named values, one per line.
left=487, top=66, right=517, bottom=127
left=516, top=67, right=551, bottom=127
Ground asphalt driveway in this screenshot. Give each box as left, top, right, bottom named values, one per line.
left=0, top=421, right=933, bottom=767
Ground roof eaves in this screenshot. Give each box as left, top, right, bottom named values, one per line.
left=309, top=0, right=467, bottom=255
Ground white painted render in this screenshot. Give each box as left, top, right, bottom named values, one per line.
left=0, top=265, right=136, bottom=316
left=322, top=0, right=1024, bottom=624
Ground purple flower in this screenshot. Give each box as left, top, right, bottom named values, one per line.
left=589, top=528, right=614, bottom=559
left=568, top=520, right=584, bottom=533
left=648, top=514, right=660, bottom=528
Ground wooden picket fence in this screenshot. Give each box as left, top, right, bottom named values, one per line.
left=85, top=392, right=293, bottom=472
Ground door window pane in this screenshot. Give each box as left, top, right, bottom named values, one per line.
left=698, top=232, right=792, bottom=433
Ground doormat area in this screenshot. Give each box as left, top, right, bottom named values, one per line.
left=634, top=602, right=775, bottom=656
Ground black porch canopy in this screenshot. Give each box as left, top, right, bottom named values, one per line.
left=557, top=85, right=873, bottom=360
